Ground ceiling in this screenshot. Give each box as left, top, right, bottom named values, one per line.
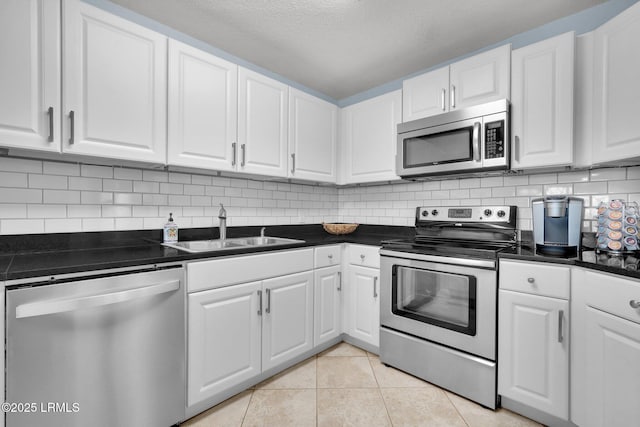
left=110, top=0, right=606, bottom=101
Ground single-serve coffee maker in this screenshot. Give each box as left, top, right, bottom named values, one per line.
left=532, top=196, right=584, bottom=257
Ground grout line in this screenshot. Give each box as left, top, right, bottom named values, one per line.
left=444, top=391, right=471, bottom=427
left=239, top=389, right=254, bottom=426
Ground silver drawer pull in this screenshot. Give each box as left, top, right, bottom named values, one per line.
left=328, top=254, right=333, bottom=260
left=527, top=278, right=535, bottom=284
left=630, top=300, right=640, bottom=309
left=360, top=254, right=365, bottom=261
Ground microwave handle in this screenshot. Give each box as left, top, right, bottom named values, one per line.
left=472, top=122, right=481, bottom=162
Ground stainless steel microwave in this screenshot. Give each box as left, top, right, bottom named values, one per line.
left=396, top=99, right=510, bottom=178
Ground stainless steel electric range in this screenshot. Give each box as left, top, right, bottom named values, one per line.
left=379, top=205, right=518, bottom=409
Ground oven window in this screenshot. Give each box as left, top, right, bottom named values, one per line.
left=403, top=127, right=473, bottom=168
left=391, top=265, right=477, bottom=335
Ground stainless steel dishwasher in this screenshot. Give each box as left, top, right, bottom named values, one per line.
left=5, top=264, right=186, bottom=427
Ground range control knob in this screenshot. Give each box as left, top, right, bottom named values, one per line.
left=483, top=209, right=493, bottom=217
left=431, top=209, right=439, bottom=216
left=421, top=210, right=429, bottom=217
left=497, top=210, right=506, bottom=218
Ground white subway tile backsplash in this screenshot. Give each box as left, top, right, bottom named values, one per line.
left=43, top=161, right=80, bottom=176
left=68, top=177, right=101, bottom=191
left=0, top=172, right=28, bottom=188
left=29, top=174, right=68, bottom=189
left=114, top=167, right=143, bottom=181
left=81, top=164, right=113, bottom=179
left=0, top=156, right=638, bottom=234
left=27, top=204, right=67, bottom=218
left=590, top=168, right=626, bottom=181
left=0, top=204, right=27, bottom=218
left=0, top=157, right=42, bottom=173
left=0, top=188, right=42, bottom=203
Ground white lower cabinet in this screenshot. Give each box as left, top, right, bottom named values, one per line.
left=572, top=269, right=640, bottom=427
left=187, top=281, right=262, bottom=406
left=346, top=265, right=380, bottom=347
left=261, top=271, right=314, bottom=371
left=314, top=265, right=342, bottom=346
left=498, top=260, right=570, bottom=423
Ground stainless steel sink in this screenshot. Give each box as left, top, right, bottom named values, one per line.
left=162, top=236, right=305, bottom=253
left=235, top=236, right=305, bottom=246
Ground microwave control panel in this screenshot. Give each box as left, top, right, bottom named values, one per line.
left=484, top=120, right=505, bottom=159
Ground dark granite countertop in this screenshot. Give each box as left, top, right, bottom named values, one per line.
left=2, top=225, right=638, bottom=281
left=499, top=244, right=640, bottom=280
left=0, top=224, right=414, bottom=281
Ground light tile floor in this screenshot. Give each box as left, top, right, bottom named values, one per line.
left=181, top=342, right=542, bottom=427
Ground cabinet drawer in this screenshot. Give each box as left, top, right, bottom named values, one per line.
left=187, top=248, right=313, bottom=292
left=314, top=245, right=342, bottom=268
left=347, top=244, right=380, bottom=268
left=584, top=270, right=640, bottom=324
left=499, top=260, right=570, bottom=299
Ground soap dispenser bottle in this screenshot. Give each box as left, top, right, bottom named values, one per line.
left=163, top=213, right=179, bottom=243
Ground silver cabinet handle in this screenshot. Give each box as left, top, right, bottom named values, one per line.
left=472, top=122, right=481, bottom=162
left=451, top=85, right=456, bottom=109
left=265, top=288, right=271, bottom=313
left=15, top=280, right=179, bottom=319
left=232, top=142, right=237, bottom=166
left=257, top=290, right=262, bottom=315
left=514, top=135, right=520, bottom=163
left=630, top=300, right=640, bottom=309
left=328, top=254, right=333, bottom=260
left=373, top=277, right=378, bottom=298
left=558, top=310, right=564, bottom=343
left=360, top=254, right=365, bottom=261
left=441, top=88, right=446, bottom=111
left=240, top=143, right=246, bottom=167
left=527, top=277, right=535, bottom=284
left=68, top=110, right=75, bottom=144
left=291, top=153, right=296, bottom=174
left=47, top=106, right=54, bottom=142
left=337, top=271, right=342, bottom=291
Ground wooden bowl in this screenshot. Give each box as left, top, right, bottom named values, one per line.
left=322, top=223, right=359, bottom=235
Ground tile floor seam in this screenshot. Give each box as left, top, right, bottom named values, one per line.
left=377, top=386, right=395, bottom=426
left=445, top=390, right=472, bottom=427
left=240, top=389, right=254, bottom=426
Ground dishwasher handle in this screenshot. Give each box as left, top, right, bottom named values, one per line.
left=15, top=280, right=180, bottom=319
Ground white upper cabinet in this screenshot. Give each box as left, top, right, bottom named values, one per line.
left=288, top=88, right=337, bottom=183
left=340, top=90, right=402, bottom=184
left=511, top=32, right=575, bottom=170
left=0, top=0, right=61, bottom=153
left=62, top=0, right=167, bottom=164
left=403, top=44, right=510, bottom=122
left=402, top=67, right=449, bottom=121
left=238, top=67, right=289, bottom=177
left=167, top=39, right=237, bottom=171
left=450, top=44, right=511, bottom=110
left=591, top=1, right=640, bottom=165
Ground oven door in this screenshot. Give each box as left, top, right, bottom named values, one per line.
left=396, top=117, right=483, bottom=177
left=380, top=253, right=496, bottom=360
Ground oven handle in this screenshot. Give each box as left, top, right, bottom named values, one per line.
left=373, top=276, right=378, bottom=298
left=472, top=122, right=481, bottom=162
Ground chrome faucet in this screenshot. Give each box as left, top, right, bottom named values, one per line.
left=260, top=227, right=266, bottom=238
left=218, top=204, right=227, bottom=240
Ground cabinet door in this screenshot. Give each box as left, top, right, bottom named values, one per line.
left=262, top=271, right=314, bottom=371
left=0, top=0, right=61, bottom=152
left=449, top=44, right=511, bottom=110
left=511, top=32, right=574, bottom=170
left=347, top=265, right=380, bottom=347
left=314, top=266, right=342, bottom=346
left=583, top=306, right=640, bottom=427
left=341, top=90, right=401, bottom=184
left=498, top=290, right=569, bottom=420
left=288, top=88, right=337, bottom=183
left=63, top=0, right=167, bottom=163
left=187, top=281, right=262, bottom=407
left=238, top=67, right=288, bottom=177
left=168, top=39, right=237, bottom=171
left=402, top=67, right=449, bottom=121
left=592, top=2, right=640, bottom=164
